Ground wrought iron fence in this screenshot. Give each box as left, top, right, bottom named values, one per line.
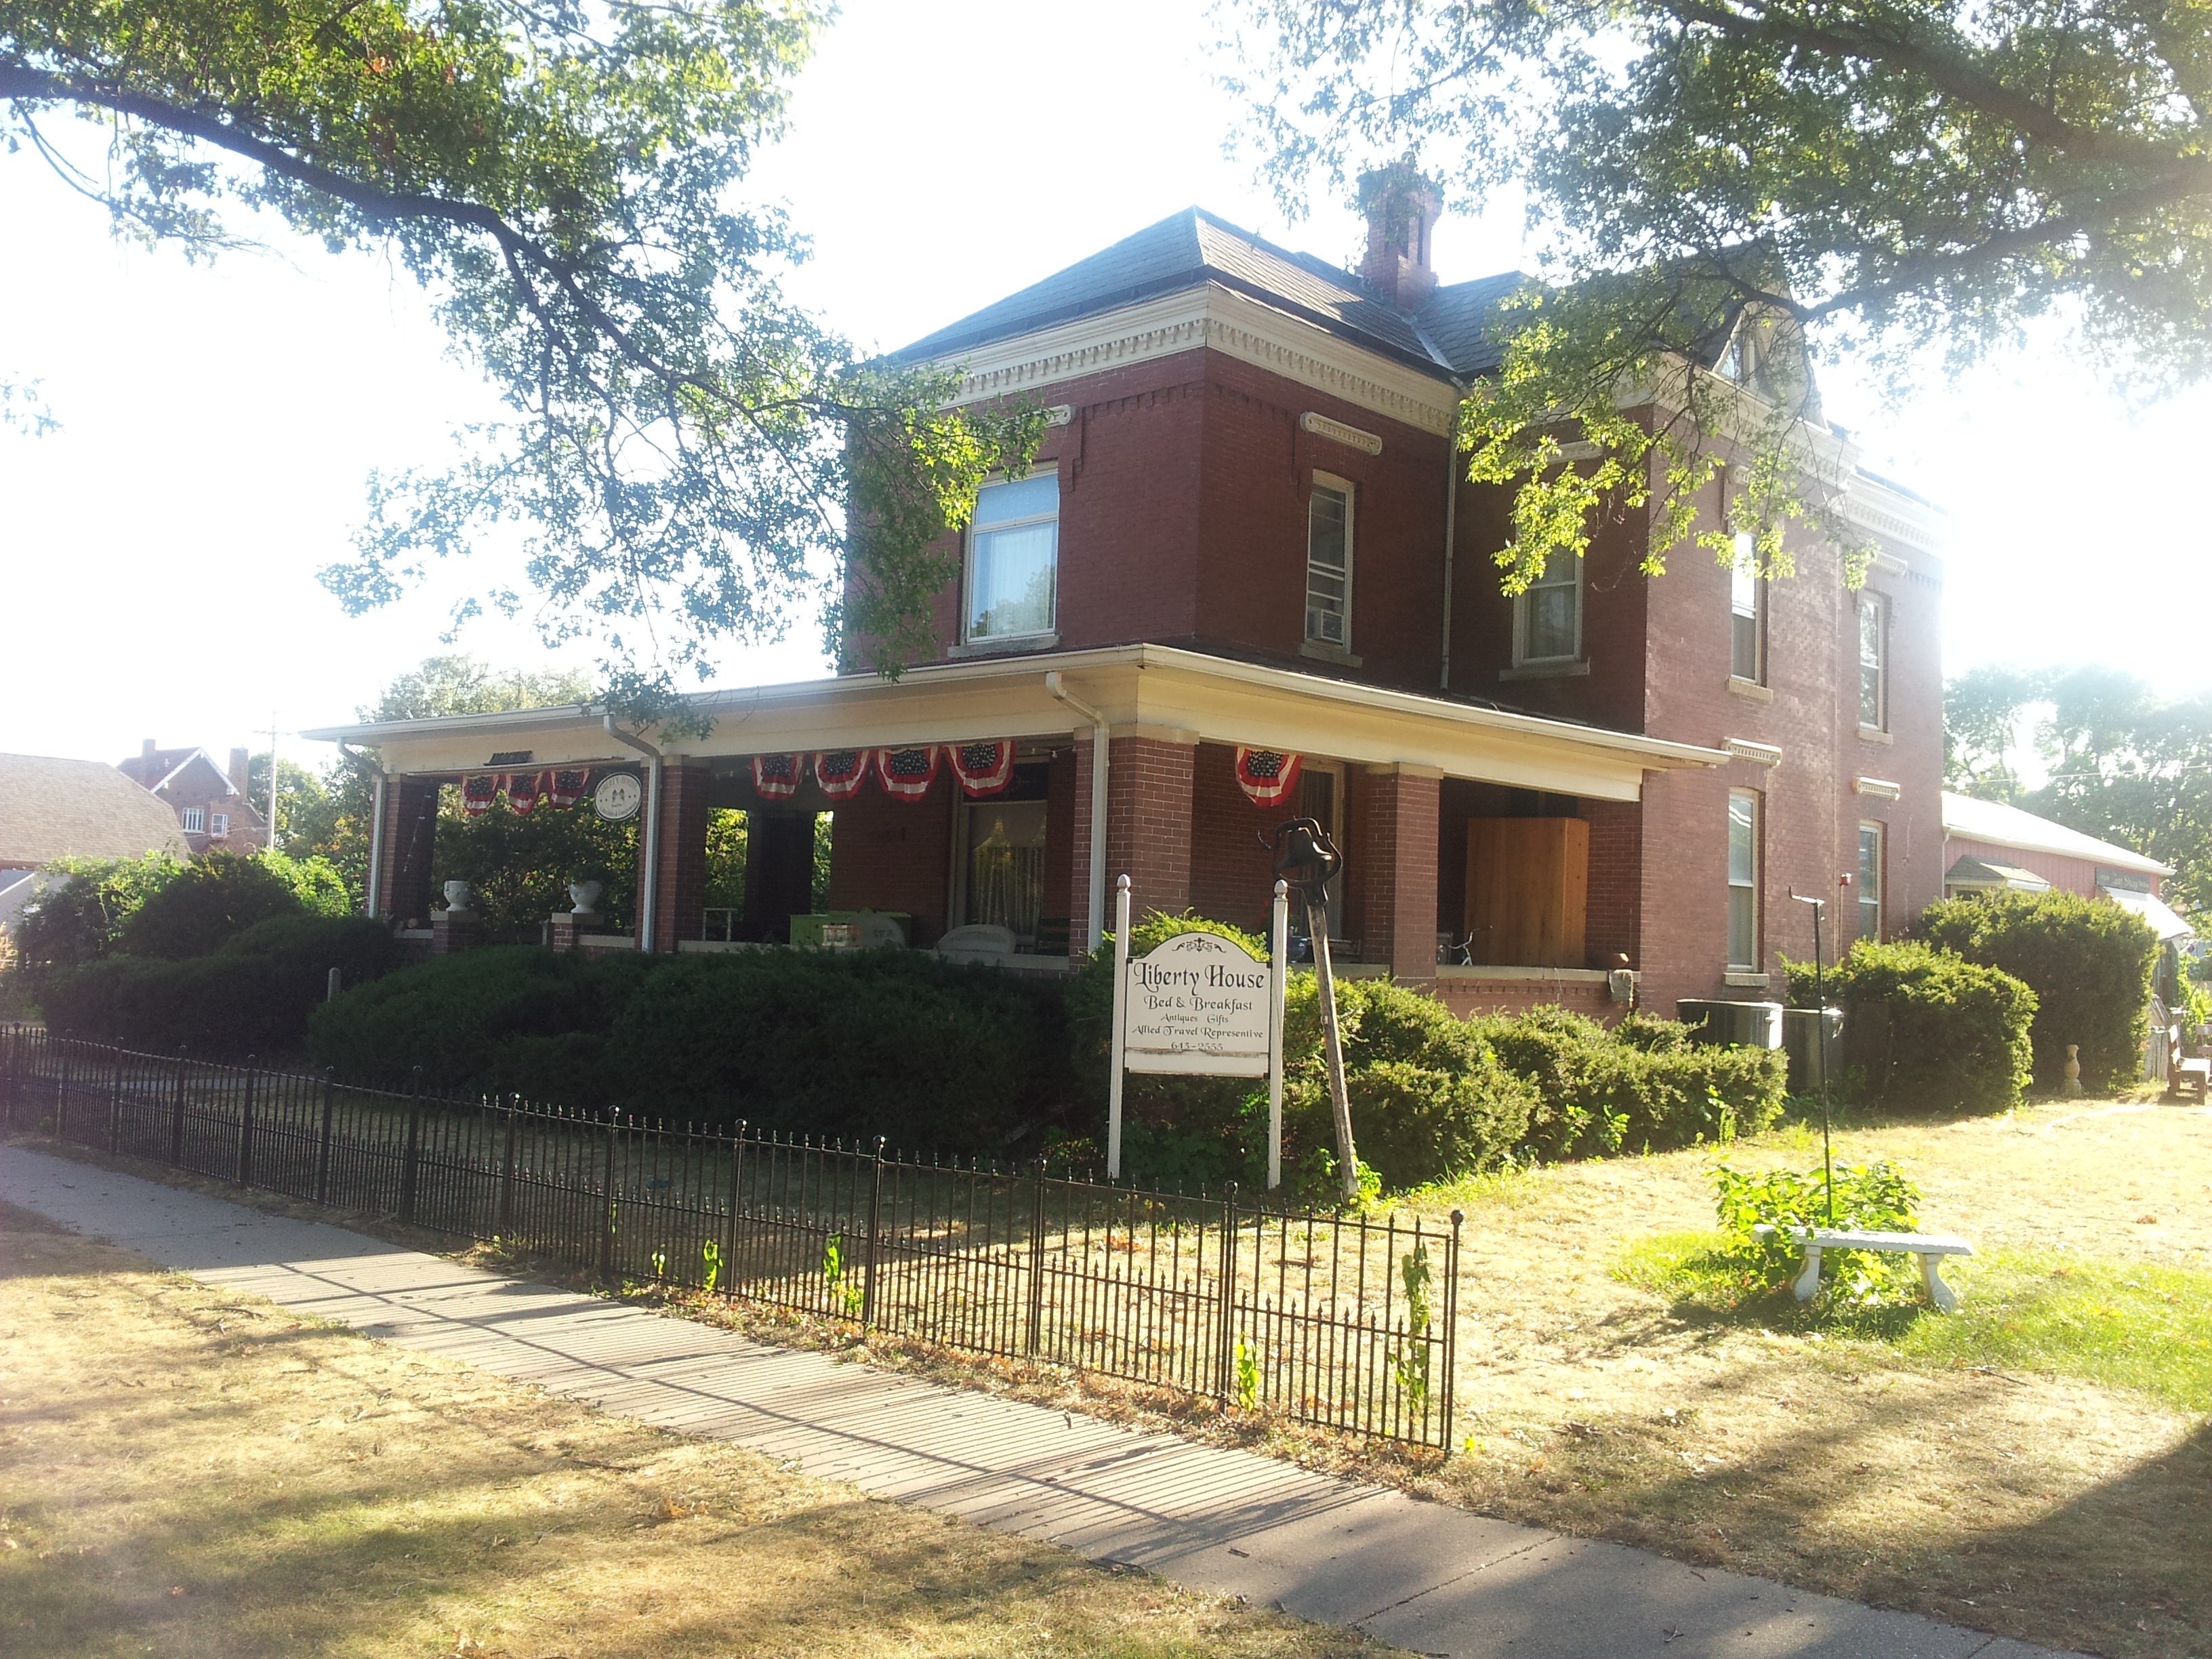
left=0, top=1026, right=1462, bottom=1450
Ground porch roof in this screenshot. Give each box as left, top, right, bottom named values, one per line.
left=302, top=644, right=1725, bottom=803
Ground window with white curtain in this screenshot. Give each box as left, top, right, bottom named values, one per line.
left=1728, top=790, right=1760, bottom=969
left=966, top=472, right=1059, bottom=642
left=1515, top=554, right=1582, bottom=664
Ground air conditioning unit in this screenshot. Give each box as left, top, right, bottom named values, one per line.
left=1676, top=998, right=1784, bottom=1049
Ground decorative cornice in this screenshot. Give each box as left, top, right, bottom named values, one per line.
left=1841, top=482, right=1945, bottom=558
left=1853, top=775, right=1902, bottom=800
left=1724, top=737, right=1783, bottom=768
left=1299, top=411, right=1385, bottom=454
left=930, top=284, right=1460, bottom=436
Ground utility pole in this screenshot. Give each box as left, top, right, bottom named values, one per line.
left=264, top=711, right=281, bottom=856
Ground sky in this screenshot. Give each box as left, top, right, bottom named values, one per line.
left=3, top=0, right=2207, bottom=783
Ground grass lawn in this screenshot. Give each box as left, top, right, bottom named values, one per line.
left=0, top=1200, right=1389, bottom=1659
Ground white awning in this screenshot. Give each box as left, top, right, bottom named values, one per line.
left=2102, top=884, right=2195, bottom=942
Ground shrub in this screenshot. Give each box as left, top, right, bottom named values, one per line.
left=5, top=851, right=185, bottom=992
left=1713, top=1159, right=1925, bottom=1307
left=121, top=853, right=305, bottom=958
left=1782, top=939, right=2034, bottom=1111
left=1919, top=890, right=2157, bottom=1092
left=1471, top=1005, right=1786, bottom=1159
left=40, top=915, right=394, bottom=1055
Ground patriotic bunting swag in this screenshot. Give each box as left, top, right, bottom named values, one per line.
left=876, top=745, right=940, bottom=800
left=461, top=773, right=499, bottom=817
left=813, top=749, right=869, bottom=798
left=751, top=753, right=802, bottom=799
left=1233, top=747, right=1303, bottom=806
left=548, top=768, right=591, bottom=809
left=948, top=739, right=1017, bottom=798
left=506, top=771, right=546, bottom=815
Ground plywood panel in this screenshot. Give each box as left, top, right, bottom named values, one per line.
left=1464, top=817, right=1589, bottom=967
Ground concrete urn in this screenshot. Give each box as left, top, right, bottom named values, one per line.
left=441, top=880, right=473, bottom=914
left=567, top=880, right=605, bottom=915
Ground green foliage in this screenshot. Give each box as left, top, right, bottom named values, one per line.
left=247, top=754, right=336, bottom=863
left=1391, top=1240, right=1434, bottom=1410
left=1233, top=1335, right=1259, bottom=1412
left=1470, top=1005, right=1786, bottom=1159
left=1919, top=890, right=2156, bottom=1091
left=308, top=945, right=1069, bottom=1153
left=120, top=853, right=306, bottom=960
left=40, top=914, right=394, bottom=1054
left=821, top=1232, right=861, bottom=1319
left=5, top=851, right=185, bottom=991
left=1782, top=940, right=2035, bottom=1111
left=704, top=810, right=748, bottom=912
left=1713, top=1160, right=1923, bottom=1304
left=429, top=785, right=638, bottom=939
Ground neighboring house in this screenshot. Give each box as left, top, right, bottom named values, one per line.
left=0, top=752, right=192, bottom=935
left=1942, top=790, right=2189, bottom=942
left=115, top=741, right=268, bottom=855
left=304, top=185, right=1942, bottom=1023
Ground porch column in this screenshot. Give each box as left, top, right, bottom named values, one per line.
left=376, top=775, right=438, bottom=928
left=647, top=761, right=714, bottom=952
left=1352, top=764, right=1441, bottom=987
left=1101, top=729, right=1196, bottom=930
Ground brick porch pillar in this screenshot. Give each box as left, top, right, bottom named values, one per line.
left=1351, top=764, right=1441, bottom=987
left=1102, top=731, right=1196, bottom=930
left=375, top=775, right=438, bottom=928
left=648, top=761, right=714, bottom=953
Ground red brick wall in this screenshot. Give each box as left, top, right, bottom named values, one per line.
left=1580, top=798, right=1643, bottom=970
left=376, top=775, right=438, bottom=927
left=825, top=781, right=956, bottom=945
left=1188, top=741, right=1284, bottom=935
left=649, top=763, right=714, bottom=949
left=1102, top=735, right=1195, bottom=924
left=1432, top=976, right=1617, bottom=1023
left=1350, top=767, right=1441, bottom=984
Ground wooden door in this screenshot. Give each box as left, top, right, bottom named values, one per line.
left=1463, top=817, right=1589, bottom=967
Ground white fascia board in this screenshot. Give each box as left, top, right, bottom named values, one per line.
left=324, top=644, right=1722, bottom=801
left=1945, top=826, right=2169, bottom=878
left=929, top=283, right=1462, bottom=437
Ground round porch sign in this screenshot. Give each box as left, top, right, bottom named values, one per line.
left=592, top=771, right=643, bottom=822
left=1122, top=932, right=1273, bottom=1077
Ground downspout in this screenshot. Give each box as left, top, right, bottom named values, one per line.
left=1044, top=672, right=1109, bottom=955
left=1439, top=375, right=1467, bottom=691
left=341, top=741, right=386, bottom=922
left=604, top=714, right=664, bottom=954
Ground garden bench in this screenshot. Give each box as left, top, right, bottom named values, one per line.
left=1753, top=1225, right=1974, bottom=1313
left=2173, top=1057, right=2210, bottom=1103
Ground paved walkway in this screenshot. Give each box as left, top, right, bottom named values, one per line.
left=2, top=1145, right=2072, bottom=1659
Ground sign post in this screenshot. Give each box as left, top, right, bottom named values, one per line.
left=1107, top=874, right=1282, bottom=1183
left=1268, top=878, right=1288, bottom=1191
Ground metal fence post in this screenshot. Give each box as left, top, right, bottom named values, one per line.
left=315, top=1069, right=337, bottom=1206
left=236, top=1067, right=255, bottom=1187
left=722, top=1122, right=746, bottom=1302
left=1024, top=1162, right=1048, bottom=1358
left=599, top=1111, right=618, bottom=1279
left=399, top=1081, right=424, bottom=1225
left=1441, top=1208, right=1464, bottom=1455
left=859, top=1137, right=886, bottom=1330
left=497, top=1097, right=518, bottom=1236
left=56, top=1034, right=70, bottom=1143
left=1216, top=1183, right=1239, bottom=1404
left=169, top=1048, right=188, bottom=1168
left=108, top=1045, right=125, bottom=1154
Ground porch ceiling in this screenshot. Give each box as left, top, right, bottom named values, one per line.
left=302, top=644, right=1723, bottom=803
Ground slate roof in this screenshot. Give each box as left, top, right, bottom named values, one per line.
left=893, top=207, right=1528, bottom=382
left=0, top=754, right=190, bottom=868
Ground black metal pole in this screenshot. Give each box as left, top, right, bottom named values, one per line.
left=1813, top=901, right=1833, bottom=1225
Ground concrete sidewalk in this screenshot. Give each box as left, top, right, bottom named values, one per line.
left=1, top=1144, right=2071, bottom=1659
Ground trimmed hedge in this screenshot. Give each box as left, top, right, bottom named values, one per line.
left=1469, top=1005, right=1786, bottom=1159
left=1783, top=939, right=2036, bottom=1111
left=41, top=914, right=395, bottom=1056
left=1918, top=890, right=2156, bottom=1092
left=308, top=945, right=1069, bottom=1151
left=120, top=851, right=348, bottom=960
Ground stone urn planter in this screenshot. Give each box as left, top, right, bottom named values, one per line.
left=441, top=880, right=473, bottom=914
left=567, top=880, right=605, bottom=915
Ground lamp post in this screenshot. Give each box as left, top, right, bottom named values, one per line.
left=1271, top=817, right=1357, bottom=1202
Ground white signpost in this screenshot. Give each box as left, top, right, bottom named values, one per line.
left=1107, top=874, right=1291, bottom=1186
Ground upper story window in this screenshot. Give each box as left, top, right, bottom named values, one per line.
left=1515, top=554, right=1582, bottom=665
left=1727, top=788, right=1760, bottom=970
left=1858, top=821, right=1885, bottom=942
left=181, top=806, right=206, bottom=834
left=1305, top=475, right=1353, bottom=647
left=1858, top=592, right=1888, bottom=731
left=211, top=813, right=230, bottom=837
left=1729, top=532, right=1764, bottom=683
left=966, top=471, right=1059, bottom=643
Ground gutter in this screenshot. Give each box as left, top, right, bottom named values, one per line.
left=1437, top=372, right=1467, bottom=691
left=1044, top=672, right=1109, bottom=954
left=603, top=714, right=664, bottom=954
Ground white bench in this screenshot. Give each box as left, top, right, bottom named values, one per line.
left=1753, top=1225, right=1975, bottom=1312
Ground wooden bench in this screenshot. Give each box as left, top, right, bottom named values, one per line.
left=1753, top=1225, right=1975, bottom=1312
left=2173, top=1057, right=2209, bottom=1103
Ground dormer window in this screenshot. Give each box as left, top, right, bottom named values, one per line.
left=966, top=471, right=1059, bottom=644
left=1305, top=475, right=1353, bottom=647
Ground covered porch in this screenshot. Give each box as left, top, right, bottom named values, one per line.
left=308, top=645, right=1723, bottom=1003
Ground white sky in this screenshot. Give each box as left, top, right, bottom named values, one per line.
left=3, top=0, right=2207, bottom=781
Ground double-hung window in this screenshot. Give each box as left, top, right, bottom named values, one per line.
left=1729, top=532, right=1764, bottom=683
left=1858, top=593, right=1888, bottom=731
left=181, top=806, right=206, bottom=834
left=211, top=813, right=230, bottom=837
left=966, top=472, right=1059, bottom=644
left=1515, top=554, right=1582, bottom=665
left=1727, top=789, right=1760, bottom=970
left=1858, top=822, right=1885, bottom=943
left=1305, top=475, right=1353, bottom=647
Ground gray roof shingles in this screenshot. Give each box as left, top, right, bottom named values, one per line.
left=0, top=754, right=190, bottom=868
left=894, top=207, right=1528, bottom=382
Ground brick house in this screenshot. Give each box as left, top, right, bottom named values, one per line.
left=116, top=743, right=268, bottom=855
left=306, top=192, right=1942, bottom=1022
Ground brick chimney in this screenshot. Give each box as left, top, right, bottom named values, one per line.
left=1359, top=161, right=1442, bottom=309
left=141, top=738, right=156, bottom=758
left=229, top=747, right=251, bottom=797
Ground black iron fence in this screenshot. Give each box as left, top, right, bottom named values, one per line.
left=0, top=1027, right=1461, bottom=1450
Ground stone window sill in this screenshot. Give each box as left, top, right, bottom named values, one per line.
left=1858, top=724, right=1894, bottom=745
left=947, top=633, right=1058, bottom=659
left=1500, top=660, right=1591, bottom=682
left=1723, top=970, right=1771, bottom=989
left=1299, top=639, right=1364, bottom=668
left=1727, top=676, right=1774, bottom=703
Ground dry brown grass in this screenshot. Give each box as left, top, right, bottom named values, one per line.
left=0, top=1201, right=1391, bottom=1659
